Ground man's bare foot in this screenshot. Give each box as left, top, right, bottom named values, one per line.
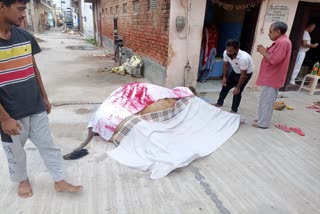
left=252, top=122, right=259, bottom=128
left=18, top=179, right=33, bottom=198
left=54, top=180, right=83, bottom=193
left=252, top=122, right=268, bottom=129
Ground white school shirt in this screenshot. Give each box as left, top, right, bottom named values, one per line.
left=223, top=50, right=254, bottom=74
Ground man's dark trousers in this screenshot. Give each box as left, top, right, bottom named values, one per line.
left=217, top=70, right=252, bottom=112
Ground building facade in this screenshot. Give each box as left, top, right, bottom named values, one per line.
left=90, top=0, right=320, bottom=89
left=93, top=0, right=170, bottom=85
left=81, top=1, right=94, bottom=36
left=25, top=0, right=54, bottom=33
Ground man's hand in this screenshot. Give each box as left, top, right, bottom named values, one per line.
left=1, top=118, right=22, bottom=136
left=312, top=43, right=319, bottom=48
left=222, top=77, right=227, bottom=86
left=43, top=98, right=52, bottom=114
left=233, top=87, right=240, bottom=95
left=257, top=45, right=267, bottom=55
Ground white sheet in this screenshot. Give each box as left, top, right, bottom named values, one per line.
left=108, top=97, right=240, bottom=179
left=88, top=82, right=193, bottom=141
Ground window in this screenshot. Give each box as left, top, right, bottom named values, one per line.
left=110, top=7, right=113, bottom=15
left=123, top=3, right=127, bottom=14
left=105, top=8, right=108, bottom=15
left=116, top=5, right=119, bottom=14
left=149, top=0, right=157, bottom=10
left=133, top=0, right=139, bottom=14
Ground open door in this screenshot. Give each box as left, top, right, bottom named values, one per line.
left=283, top=1, right=320, bottom=91
left=198, top=0, right=261, bottom=81
left=240, top=5, right=261, bottom=53
left=282, top=2, right=309, bottom=91
left=113, top=18, right=118, bottom=44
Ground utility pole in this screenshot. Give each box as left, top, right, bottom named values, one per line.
left=78, top=0, right=83, bottom=32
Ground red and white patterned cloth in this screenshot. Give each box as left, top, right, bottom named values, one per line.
left=88, top=82, right=193, bottom=141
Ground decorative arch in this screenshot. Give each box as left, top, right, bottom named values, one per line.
left=211, top=0, right=262, bottom=11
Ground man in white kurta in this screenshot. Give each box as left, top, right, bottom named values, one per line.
left=290, top=22, right=318, bottom=85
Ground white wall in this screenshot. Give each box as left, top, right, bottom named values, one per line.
left=64, top=0, right=71, bottom=10
left=166, top=0, right=206, bottom=88
left=52, top=0, right=60, bottom=9
left=81, top=0, right=94, bottom=37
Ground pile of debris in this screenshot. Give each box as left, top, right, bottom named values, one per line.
left=61, top=28, right=76, bottom=35
left=109, top=55, right=144, bottom=78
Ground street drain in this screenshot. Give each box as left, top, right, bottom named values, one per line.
left=65, top=45, right=97, bottom=51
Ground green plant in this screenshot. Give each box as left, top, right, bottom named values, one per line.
left=86, top=38, right=98, bottom=46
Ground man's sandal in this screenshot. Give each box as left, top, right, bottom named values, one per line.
left=306, top=105, right=320, bottom=109
left=274, top=123, right=291, bottom=132
left=289, top=127, right=305, bottom=136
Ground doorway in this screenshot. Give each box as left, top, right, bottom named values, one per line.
left=284, top=1, right=320, bottom=90
left=197, top=0, right=261, bottom=85
left=113, top=18, right=118, bottom=44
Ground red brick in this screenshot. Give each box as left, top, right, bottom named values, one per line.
left=99, top=0, right=169, bottom=65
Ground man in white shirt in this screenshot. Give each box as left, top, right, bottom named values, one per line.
left=213, top=39, right=254, bottom=113
left=290, top=22, right=318, bottom=85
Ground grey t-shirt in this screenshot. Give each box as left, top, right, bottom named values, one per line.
left=0, top=26, right=45, bottom=142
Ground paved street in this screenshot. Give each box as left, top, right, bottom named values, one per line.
left=0, top=29, right=319, bottom=214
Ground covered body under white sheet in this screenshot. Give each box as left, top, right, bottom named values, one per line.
left=88, top=82, right=193, bottom=141
left=108, top=96, right=240, bottom=179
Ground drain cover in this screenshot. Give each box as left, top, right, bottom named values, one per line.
left=65, top=45, right=97, bottom=51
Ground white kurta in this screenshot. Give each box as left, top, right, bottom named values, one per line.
left=290, top=31, right=311, bottom=84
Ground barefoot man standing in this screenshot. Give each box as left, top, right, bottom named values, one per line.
left=0, top=0, right=82, bottom=197
left=252, top=21, right=292, bottom=129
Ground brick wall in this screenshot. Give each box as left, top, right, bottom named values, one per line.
left=100, top=0, right=170, bottom=66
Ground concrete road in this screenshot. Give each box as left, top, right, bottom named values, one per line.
left=1, top=29, right=320, bottom=214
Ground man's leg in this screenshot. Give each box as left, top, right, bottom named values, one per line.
left=2, top=117, right=33, bottom=197
left=256, top=86, right=278, bottom=128
left=29, top=112, right=82, bottom=192
left=216, top=72, right=237, bottom=106
left=231, top=73, right=252, bottom=113
left=290, top=51, right=306, bottom=84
